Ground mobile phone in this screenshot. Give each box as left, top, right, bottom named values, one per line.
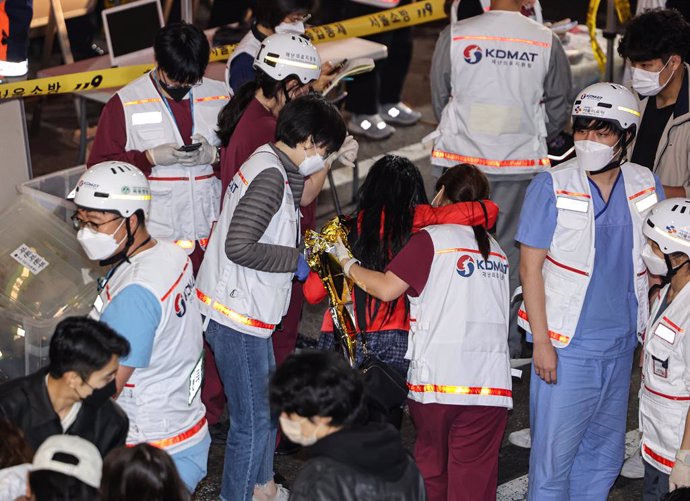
left=178, top=142, right=202, bottom=152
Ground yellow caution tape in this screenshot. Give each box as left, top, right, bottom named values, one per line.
left=587, top=0, right=632, bottom=74
left=0, top=0, right=445, bottom=99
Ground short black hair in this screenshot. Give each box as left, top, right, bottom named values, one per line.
left=275, top=94, right=346, bottom=156
left=618, top=8, right=690, bottom=62
left=662, top=487, right=690, bottom=501
left=269, top=351, right=366, bottom=428
left=154, top=22, right=210, bottom=84
left=255, top=0, right=315, bottom=29
left=30, top=470, right=100, bottom=501
left=48, top=317, right=130, bottom=380
left=572, top=117, right=624, bottom=137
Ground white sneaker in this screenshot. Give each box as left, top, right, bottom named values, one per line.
left=0, top=59, right=28, bottom=77
left=508, top=428, right=532, bottom=449
left=348, top=113, right=395, bottom=140
left=621, top=447, right=645, bottom=479
left=379, top=102, right=422, bottom=126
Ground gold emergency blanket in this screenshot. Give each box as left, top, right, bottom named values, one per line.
left=587, top=0, right=632, bottom=74
left=304, top=216, right=357, bottom=365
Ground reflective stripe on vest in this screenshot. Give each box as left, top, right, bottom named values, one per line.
left=644, top=384, right=690, bottom=401
left=138, top=416, right=207, bottom=449
left=452, top=35, right=551, bottom=48
left=195, top=95, right=230, bottom=103
left=435, top=246, right=507, bottom=260
left=545, top=255, right=590, bottom=276
left=123, top=98, right=163, bottom=106
left=644, top=443, right=675, bottom=469
left=555, top=190, right=591, bottom=199
left=196, top=289, right=275, bottom=330
left=431, top=149, right=550, bottom=168
left=161, top=261, right=190, bottom=301
left=174, top=239, right=209, bottom=251
left=148, top=173, right=216, bottom=182
left=517, top=308, right=571, bottom=344
left=407, top=383, right=512, bottom=398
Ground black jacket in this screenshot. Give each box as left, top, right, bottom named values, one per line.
left=290, top=422, right=427, bottom=501
left=0, top=368, right=129, bottom=457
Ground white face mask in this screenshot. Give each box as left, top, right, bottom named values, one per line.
left=299, top=144, right=325, bottom=177
left=275, top=20, right=305, bottom=34
left=574, top=139, right=619, bottom=172
left=641, top=242, right=669, bottom=277
left=77, top=219, right=126, bottom=261
left=279, top=415, right=318, bottom=446
left=631, top=59, right=675, bottom=97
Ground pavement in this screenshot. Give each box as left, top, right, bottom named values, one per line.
left=25, top=19, right=646, bottom=501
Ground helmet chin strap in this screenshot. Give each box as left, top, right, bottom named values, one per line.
left=99, top=217, right=137, bottom=267
left=589, top=133, right=631, bottom=175
left=662, top=253, right=690, bottom=284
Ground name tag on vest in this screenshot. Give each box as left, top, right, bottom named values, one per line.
left=556, top=196, right=589, bottom=213
left=654, top=322, right=677, bottom=345
left=188, top=351, right=204, bottom=406
left=635, top=193, right=658, bottom=213
left=132, top=111, right=163, bottom=126
left=92, top=295, right=104, bottom=314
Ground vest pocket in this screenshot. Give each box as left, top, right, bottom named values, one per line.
left=196, top=177, right=221, bottom=238
left=148, top=189, right=175, bottom=239
left=554, top=209, right=588, bottom=252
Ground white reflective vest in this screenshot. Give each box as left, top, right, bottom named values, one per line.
left=406, top=225, right=512, bottom=409
left=89, top=242, right=207, bottom=454
left=225, top=30, right=262, bottom=94
left=118, top=73, right=229, bottom=253
left=640, top=282, right=690, bottom=474
left=431, top=11, right=552, bottom=174
left=517, top=159, right=658, bottom=347
left=195, top=144, right=298, bottom=338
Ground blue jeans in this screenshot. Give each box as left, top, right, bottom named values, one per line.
left=205, top=320, right=276, bottom=501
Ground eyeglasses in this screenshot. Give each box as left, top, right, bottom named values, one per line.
left=71, top=212, right=122, bottom=232
left=157, top=69, right=202, bottom=90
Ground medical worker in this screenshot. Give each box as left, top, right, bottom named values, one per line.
left=68, top=161, right=209, bottom=492
left=328, top=164, right=512, bottom=501
left=226, top=0, right=317, bottom=93
left=195, top=94, right=346, bottom=501
left=638, top=198, right=690, bottom=500
left=88, top=22, right=230, bottom=273
left=516, top=83, right=664, bottom=500
left=429, top=0, right=571, bottom=356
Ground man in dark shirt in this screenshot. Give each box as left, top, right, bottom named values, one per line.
left=0, top=317, right=130, bottom=457
left=619, top=8, right=690, bottom=199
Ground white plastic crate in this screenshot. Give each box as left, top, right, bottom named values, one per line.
left=17, top=165, right=86, bottom=224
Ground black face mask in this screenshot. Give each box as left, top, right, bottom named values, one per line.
left=160, top=81, right=190, bottom=102
left=84, top=379, right=116, bottom=407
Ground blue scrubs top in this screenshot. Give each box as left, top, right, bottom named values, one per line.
left=516, top=169, right=664, bottom=359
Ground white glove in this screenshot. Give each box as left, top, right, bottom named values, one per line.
left=327, top=237, right=352, bottom=267
left=186, top=133, right=218, bottom=166
left=146, top=143, right=198, bottom=166
left=327, top=135, right=359, bottom=168
left=671, top=451, right=690, bottom=490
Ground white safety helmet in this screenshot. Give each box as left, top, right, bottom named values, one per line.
left=572, top=82, right=641, bottom=132
left=68, top=161, right=151, bottom=218
left=254, top=33, right=321, bottom=84
left=643, top=198, right=690, bottom=258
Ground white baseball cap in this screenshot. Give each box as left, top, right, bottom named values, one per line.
left=32, top=435, right=103, bottom=488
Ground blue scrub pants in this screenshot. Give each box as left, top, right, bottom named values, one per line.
left=527, top=350, right=634, bottom=501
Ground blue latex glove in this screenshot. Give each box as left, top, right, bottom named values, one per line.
left=296, top=254, right=310, bottom=282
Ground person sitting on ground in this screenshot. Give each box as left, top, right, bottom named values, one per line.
left=100, top=444, right=190, bottom=501
left=0, top=317, right=130, bottom=457
left=269, top=350, right=427, bottom=500
left=0, top=419, right=33, bottom=501
left=28, top=434, right=102, bottom=501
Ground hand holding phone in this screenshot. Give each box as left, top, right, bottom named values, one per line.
left=178, top=142, right=202, bottom=152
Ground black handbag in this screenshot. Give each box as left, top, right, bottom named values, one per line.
left=354, top=286, right=408, bottom=413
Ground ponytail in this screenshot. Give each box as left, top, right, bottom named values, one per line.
left=436, top=163, right=492, bottom=260
left=216, top=79, right=260, bottom=147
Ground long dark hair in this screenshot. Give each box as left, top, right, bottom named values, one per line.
left=351, top=155, right=428, bottom=323
left=436, top=164, right=491, bottom=260
left=100, top=444, right=190, bottom=501
left=216, top=70, right=285, bottom=146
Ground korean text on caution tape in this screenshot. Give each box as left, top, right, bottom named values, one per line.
left=0, top=0, right=445, bottom=99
